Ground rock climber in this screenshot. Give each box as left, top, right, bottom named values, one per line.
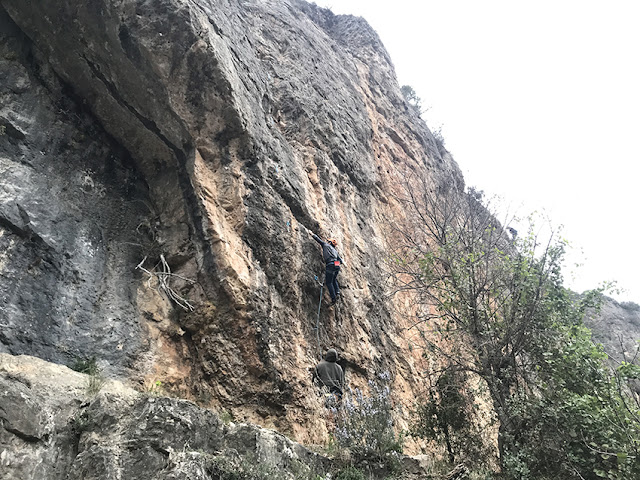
left=310, top=230, right=344, bottom=305
left=314, top=348, right=345, bottom=399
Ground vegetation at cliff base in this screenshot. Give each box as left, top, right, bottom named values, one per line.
left=332, top=372, right=404, bottom=476
left=410, top=368, right=487, bottom=465
left=387, top=177, right=640, bottom=479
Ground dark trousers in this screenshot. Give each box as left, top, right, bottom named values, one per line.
left=325, top=265, right=340, bottom=301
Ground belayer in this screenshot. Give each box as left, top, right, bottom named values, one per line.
left=310, top=230, right=344, bottom=305
left=314, top=348, right=345, bottom=399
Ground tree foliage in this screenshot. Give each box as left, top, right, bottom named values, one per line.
left=388, top=175, right=640, bottom=478
left=401, top=85, right=423, bottom=113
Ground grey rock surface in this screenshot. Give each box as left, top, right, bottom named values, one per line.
left=586, top=297, right=640, bottom=363
left=0, top=7, right=152, bottom=375
left=0, top=353, right=332, bottom=480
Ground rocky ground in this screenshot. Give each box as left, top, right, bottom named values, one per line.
left=0, top=353, right=436, bottom=479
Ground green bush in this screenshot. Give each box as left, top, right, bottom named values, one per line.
left=205, top=455, right=278, bottom=480
left=71, top=356, right=104, bottom=397
left=70, top=356, right=100, bottom=375
left=335, top=466, right=366, bottom=480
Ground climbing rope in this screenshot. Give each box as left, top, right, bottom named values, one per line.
left=311, top=273, right=341, bottom=357
left=313, top=274, right=324, bottom=356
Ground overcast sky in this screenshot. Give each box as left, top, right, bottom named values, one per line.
left=312, top=0, right=640, bottom=302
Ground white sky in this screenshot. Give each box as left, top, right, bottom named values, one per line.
left=312, top=0, right=640, bottom=302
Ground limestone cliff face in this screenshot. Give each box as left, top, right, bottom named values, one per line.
left=0, top=0, right=463, bottom=443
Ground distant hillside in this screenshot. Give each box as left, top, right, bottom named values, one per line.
left=586, top=297, right=640, bottom=363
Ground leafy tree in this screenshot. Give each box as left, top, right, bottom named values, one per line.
left=388, top=177, right=561, bottom=460
left=501, top=321, right=640, bottom=479
left=387, top=175, right=640, bottom=478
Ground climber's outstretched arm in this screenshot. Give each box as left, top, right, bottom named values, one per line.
left=310, top=231, right=324, bottom=246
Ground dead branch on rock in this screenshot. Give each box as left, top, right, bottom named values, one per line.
left=136, top=255, right=195, bottom=311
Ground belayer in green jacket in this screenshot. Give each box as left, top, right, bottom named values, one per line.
left=314, top=348, right=344, bottom=398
